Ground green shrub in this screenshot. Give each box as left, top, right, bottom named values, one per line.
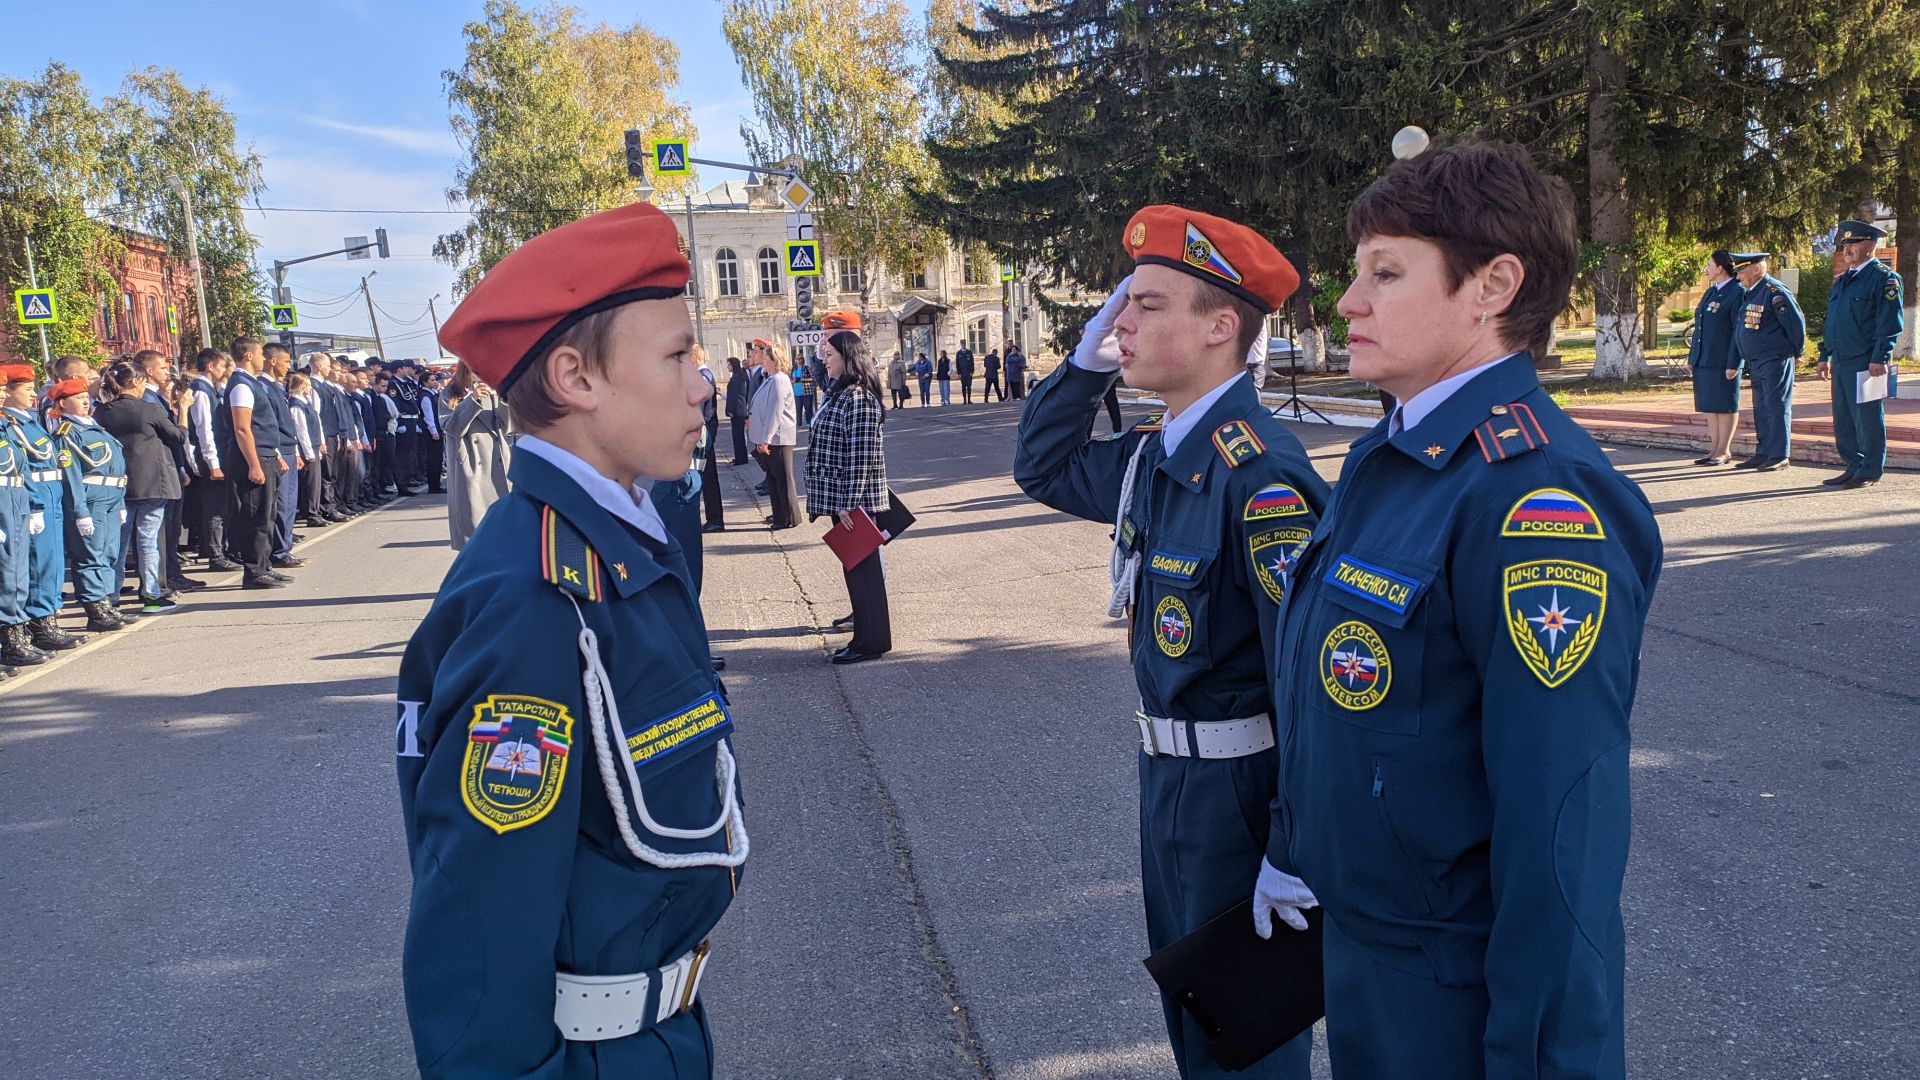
left=1796, top=254, right=1833, bottom=337
left=1669, top=309, right=1693, bottom=322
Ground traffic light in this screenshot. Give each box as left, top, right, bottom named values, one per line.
left=625, top=130, right=645, bottom=179
left=795, top=278, right=813, bottom=322
left=376, top=228, right=390, bottom=259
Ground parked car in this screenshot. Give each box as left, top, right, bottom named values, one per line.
left=1263, top=337, right=1303, bottom=378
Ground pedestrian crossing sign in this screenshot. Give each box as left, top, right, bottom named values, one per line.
left=1000, top=263, right=1016, bottom=282
left=167, top=306, right=178, bottom=335
left=13, top=288, right=57, bottom=325
left=270, top=304, right=299, bottom=329
left=785, top=240, right=822, bottom=277
left=651, top=140, right=690, bottom=176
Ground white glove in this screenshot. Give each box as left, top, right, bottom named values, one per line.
left=1070, top=273, right=1133, bottom=373
left=1252, top=858, right=1318, bottom=939
left=76, top=516, right=95, bottom=538
left=120, top=508, right=127, bottom=523
left=1246, top=321, right=1270, bottom=390
left=28, top=511, right=45, bottom=536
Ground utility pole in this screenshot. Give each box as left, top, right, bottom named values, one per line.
left=22, top=234, right=50, bottom=368
left=427, top=294, right=443, bottom=350
left=683, top=193, right=705, bottom=352
left=174, top=177, right=213, bottom=350
left=362, top=272, right=388, bottom=360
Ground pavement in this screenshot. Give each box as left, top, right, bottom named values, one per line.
left=2, top=399, right=1916, bottom=1080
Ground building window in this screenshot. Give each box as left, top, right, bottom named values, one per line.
left=757, top=247, right=782, bottom=295
left=715, top=248, right=740, bottom=297
left=149, top=294, right=162, bottom=342
left=837, top=257, right=866, bottom=295
left=124, top=292, right=136, bottom=341
left=910, top=266, right=929, bottom=291
left=101, top=299, right=114, bottom=339
left=967, top=317, right=991, bottom=356
left=962, top=250, right=994, bottom=286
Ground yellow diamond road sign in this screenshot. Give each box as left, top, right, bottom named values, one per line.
left=14, top=289, right=57, bottom=325
left=651, top=140, right=690, bottom=176
left=779, top=175, right=814, bottom=211
left=785, top=240, right=821, bottom=277
left=270, top=304, right=299, bottom=329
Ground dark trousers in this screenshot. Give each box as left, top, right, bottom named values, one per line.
left=1322, top=910, right=1497, bottom=1080
left=336, top=444, right=364, bottom=507
left=1746, top=356, right=1795, bottom=460
left=188, top=467, right=227, bottom=560
left=229, top=466, right=277, bottom=580
left=754, top=445, right=801, bottom=529
left=1007, top=370, right=1026, bottom=399
left=1829, top=363, right=1887, bottom=479
left=397, top=431, right=424, bottom=489
left=959, top=374, right=974, bottom=403
left=701, top=428, right=722, bottom=526
left=1103, top=385, right=1124, bottom=433
left=425, top=433, right=445, bottom=491
left=374, top=438, right=398, bottom=492
left=300, top=454, right=326, bottom=519
left=729, top=415, right=750, bottom=464
left=983, top=373, right=1005, bottom=401
left=890, top=387, right=908, bottom=409
left=162, top=496, right=184, bottom=582
left=843, top=548, right=892, bottom=656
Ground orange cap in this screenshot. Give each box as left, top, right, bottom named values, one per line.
left=1122, top=205, right=1297, bottom=313
left=820, top=310, right=862, bottom=331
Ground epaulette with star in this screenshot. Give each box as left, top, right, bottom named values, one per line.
left=540, top=504, right=603, bottom=602
left=1133, top=411, right=1164, bottom=433
left=1211, top=420, right=1265, bottom=468
left=1473, top=402, right=1550, bottom=463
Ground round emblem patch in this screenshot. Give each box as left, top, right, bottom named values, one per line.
left=1154, top=595, right=1193, bottom=658
left=1320, top=620, right=1391, bottom=711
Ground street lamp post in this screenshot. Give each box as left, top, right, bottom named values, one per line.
left=362, top=271, right=388, bottom=360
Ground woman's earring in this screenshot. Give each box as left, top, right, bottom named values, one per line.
left=1478, top=311, right=1488, bottom=328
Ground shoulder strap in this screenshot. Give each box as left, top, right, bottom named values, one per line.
left=540, top=504, right=604, bottom=602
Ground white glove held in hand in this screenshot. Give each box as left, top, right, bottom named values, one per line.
left=1252, top=858, right=1318, bottom=939
left=75, top=516, right=95, bottom=538
left=1070, top=273, right=1133, bottom=373
left=1246, top=321, right=1271, bottom=390
left=28, top=511, right=45, bottom=535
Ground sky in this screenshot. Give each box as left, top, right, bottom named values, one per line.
left=0, top=0, right=767, bottom=354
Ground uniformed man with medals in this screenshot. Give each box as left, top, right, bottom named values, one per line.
left=1014, top=206, right=1330, bottom=1078
left=395, top=202, right=746, bottom=1078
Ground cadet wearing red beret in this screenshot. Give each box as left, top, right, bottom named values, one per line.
left=399, top=201, right=747, bottom=1079
left=1013, top=205, right=1328, bottom=1079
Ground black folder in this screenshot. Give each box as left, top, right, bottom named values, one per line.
left=874, top=488, right=916, bottom=541
left=1142, top=901, right=1324, bottom=1071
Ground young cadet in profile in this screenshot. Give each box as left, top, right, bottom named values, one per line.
left=1014, top=206, right=1330, bottom=1079
left=396, top=202, right=747, bottom=1078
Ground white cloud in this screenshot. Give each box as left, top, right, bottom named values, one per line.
left=300, top=116, right=460, bottom=156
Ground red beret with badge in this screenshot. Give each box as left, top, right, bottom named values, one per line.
left=820, top=310, right=862, bottom=331
left=47, top=378, right=88, bottom=401
left=1, top=363, right=36, bottom=386
left=1122, top=205, right=1298, bottom=314
left=437, top=202, right=691, bottom=392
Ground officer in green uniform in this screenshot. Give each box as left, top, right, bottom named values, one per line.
left=397, top=202, right=746, bottom=1078
left=1729, top=252, right=1806, bottom=471
left=1271, top=140, right=1661, bottom=1079
left=1816, top=219, right=1903, bottom=489
left=1016, top=205, right=1329, bottom=1079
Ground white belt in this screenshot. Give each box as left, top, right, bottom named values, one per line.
left=554, top=941, right=711, bottom=1042
left=1135, top=711, right=1275, bottom=759
left=0, top=476, right=21, bottom=488
left=83, top=475, right=128, bottom=488
left=29, top=469, right=58, bottom=483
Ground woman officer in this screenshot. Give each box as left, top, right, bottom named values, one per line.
left=1687, top=249, right=1745, bottom=465
left=1261, top=140, right=1661, bottom=1079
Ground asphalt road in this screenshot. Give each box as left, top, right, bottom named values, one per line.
left=2, top=398, right=1914, bottom=1080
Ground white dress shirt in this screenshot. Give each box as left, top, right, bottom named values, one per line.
left=1161, top=371, right=1250, bottom=455
left=514, top=435, right=668, bottom=545
left=1388, top=355, right=1516, bottom=436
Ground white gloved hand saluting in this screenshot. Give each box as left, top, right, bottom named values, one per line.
left=1252, top=858, right=1318, bottom=939
left=1069, top=273, right=1133, bottom=373
left=1246, top=319, right=1271, bottom=391
left=28, top=511, right=45, bottom=536
left=75, top=516, right=95, bottom=538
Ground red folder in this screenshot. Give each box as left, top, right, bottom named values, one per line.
left=822, top=508, right=885, bottom=570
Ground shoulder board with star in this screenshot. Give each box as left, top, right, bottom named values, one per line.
left=1211, top=419, right=1265, bottom=468
left=1473, top=402, right=1551, bottom=464
left=540, top=503, right=604, bottom=602
left=1132, top=412, right=1164, bottom=433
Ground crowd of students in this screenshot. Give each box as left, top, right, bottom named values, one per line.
left=0, top=342, right=449, bottom=676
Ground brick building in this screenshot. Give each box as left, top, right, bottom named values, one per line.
left=1, top=230, right=195, bottom=366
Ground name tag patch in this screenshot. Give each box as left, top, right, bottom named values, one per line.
left=1324, top=555, right=1424, bottom=617
left=1146, top=549, right=1203, bottom=585
left=626, top=692, right=733, bottom=767
left=1118, top=516, right=1139, bottom=551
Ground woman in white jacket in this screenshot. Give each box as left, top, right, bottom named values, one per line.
left=745, top=337, right=802, bottom=529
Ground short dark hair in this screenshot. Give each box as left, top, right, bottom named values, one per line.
left=133, top=349, right=165, bottom=367
left=505, top=306, right=619, bottom=429
left=263, top=343, right=291, bottom=361
left=1188, top=278, right=1265, bottom=362
left=1347, top=139, right=1576, bottom=355
left=53, top=355, right=91, bottom=378
left=191, top=348, right=227, bottom=373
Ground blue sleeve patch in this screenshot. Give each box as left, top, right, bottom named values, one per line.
left=1146, top=549, right=1205, bottom=585
left=625, top=691, right=733, bottom=767
left=1324, top=555, right=1426, bottom=616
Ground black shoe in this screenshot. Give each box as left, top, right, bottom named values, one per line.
left=208, top=557, right=244, bottom=572
left=271, top=555, right=307, bottom=569
left=324, top=511, right=351, bottom=522
left=302, top=517, right=331, bottom=529
left=427, top=487, right=445, bottom=494
left=291, top=533, right=307, bottom=545
left=710, top=655, right=727, bottom=672
left=268, top=570, right=294, bottom=583
left=1732, top=457, right=1767, bottom=469
left=3, top=625, right=51, bottom=666
left=172, top=575, right=207, bottom=590
left=1756, top=458, right=1790, bottom=472
left=830, top=648, right=884, bottom=665
left=28, top=616, right=82, bottom=651
left=1837, top=476, right=1881, bottom=490
left=830, top=613, right=856, bottom=629
left=82, top=602, right=124, bottom=632
left=115, top=606, right=142, bottom=623
left=701, top=523, right=726, bottom=533
left=1693, top=456, right=1719, bottom=465
left=243, top=575, right=287, bottom=589
left=1820, top=472, right=1857, bottom=487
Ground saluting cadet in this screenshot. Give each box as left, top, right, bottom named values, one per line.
left=397, top=201, right=746, bottom=1078
left=1730, top=251, right=1807, bottom=471
left=1269, top=140, right=1660, bottom=1080
left=1817, top=219, right=1904, bottom=489
left=1686, top=251, right=1745, bottom=465
left=0, top=401, right=40, bottom=673
left=47, top=380, right=134, bottom=634
left=2, top=365, right=84, bottom=651
left=1015, top=206, right=1329, bottom=1079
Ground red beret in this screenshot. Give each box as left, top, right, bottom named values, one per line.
left=1122, top=205, right=1298, bottom=313
left=820, top=310, right=862, bottom=331
left=48, top=378, right=89, bottom=401
left=438, top=202, right=690, bottom=391
left=1, top=364, right=35, bottom=386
